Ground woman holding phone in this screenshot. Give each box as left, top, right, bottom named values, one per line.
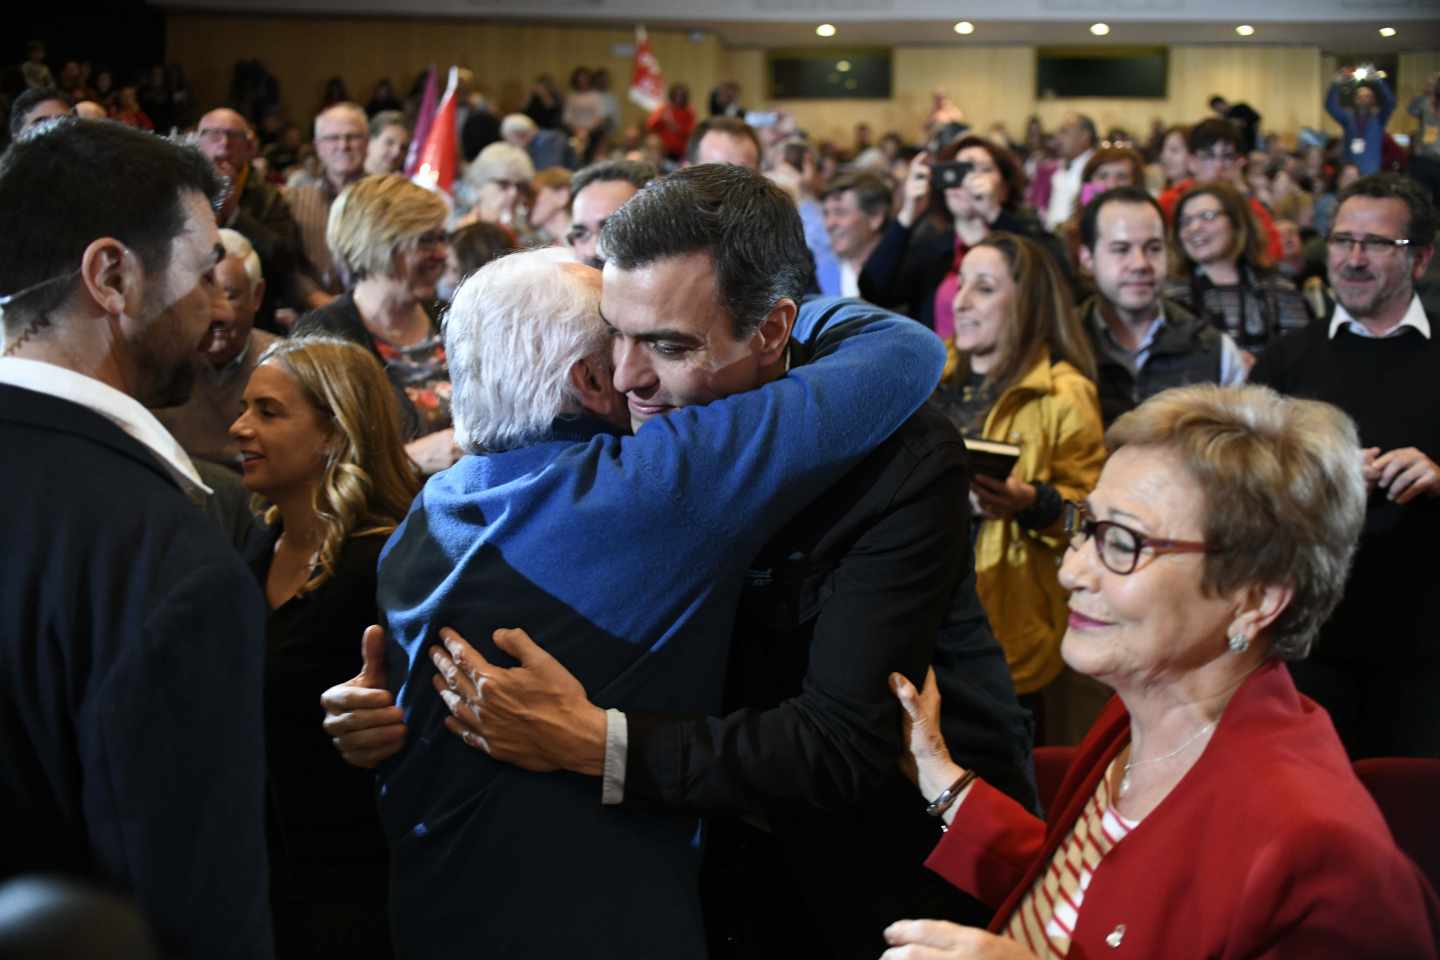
left=935, top=233, right=1106, bottom=740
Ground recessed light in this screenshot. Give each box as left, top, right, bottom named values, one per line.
left=1378, top=26, right=1397, bottom=38
left=954, top=21, right=975, bottom=35
left=1235, top=25, right=1255, bottom=37
left=816, top=23, right=836, bottom=38
left=1090, top=22, right=1111, bottom=36
left=836, top=60, right=852, bottom=72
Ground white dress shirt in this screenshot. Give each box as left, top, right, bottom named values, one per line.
left=1328, top=294, right=1431, bottom=340
left=1045, top=147, right=1094, bottom=231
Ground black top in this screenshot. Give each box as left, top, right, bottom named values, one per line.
left=247, top=526, right=391, bottom=954
left=1250, top=318, right=1440, bottom=661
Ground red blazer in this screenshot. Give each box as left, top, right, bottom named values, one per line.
left=925, top=661, right=1440, bottom=958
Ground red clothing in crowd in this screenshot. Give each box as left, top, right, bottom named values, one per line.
left=1159, top=178, right=1285, bottom=265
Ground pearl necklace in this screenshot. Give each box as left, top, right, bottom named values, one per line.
left=1119, top=721, right=1216, bottom=796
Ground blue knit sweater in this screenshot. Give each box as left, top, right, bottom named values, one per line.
left=375, top=297, right=945, bottom=959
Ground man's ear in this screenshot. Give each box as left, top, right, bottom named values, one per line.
left=1411, top=245, right=1435, bottom=284
left=749, top=298, right=797, bottom=367
left=568, top=355, right=615, bottom=417
left=1078, top=243, right=1095, bottom=277
left=79, top=237, right=140, bottom=320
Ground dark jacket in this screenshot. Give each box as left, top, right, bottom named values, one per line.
left=0, top=385, right=273, bottom=959
left=1081, top=298, right=1225, bottom=426
left=233, top=163, right=305, bottom=329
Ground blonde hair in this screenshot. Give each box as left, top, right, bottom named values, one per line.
left=326, top=173, right=447, bottom=281
left=1107, top=384, right=1366, bottom=660
left=254, top=336, right=423, bottom=595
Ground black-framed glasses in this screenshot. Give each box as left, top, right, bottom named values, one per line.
left=1326, top=233, right=1412, bottom=257
left=1062, top=501, right=1212, bottom=576
left=1178, top=209, right=1225, bottom=229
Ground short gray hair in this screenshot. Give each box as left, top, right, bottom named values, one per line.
left=218, top=228, right=262, bottom=288
left=1107, top=384, right=1367, bottom=661
left=500, top=113, right=537, bottom=141
left=465, top=141, right=534, bottom=189
left=444, top=248, right=608, bottom=453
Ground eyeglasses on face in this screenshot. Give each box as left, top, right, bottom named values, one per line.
left=316, top=133, right=367, bottom=146
left=1178, top=209, right=1225, bottom=229
left=1061, top=501, right=1212, bottom=576
left=1326, top=233, right=1412, bottom=257
left=1193, top=149, right=1237, bottom=163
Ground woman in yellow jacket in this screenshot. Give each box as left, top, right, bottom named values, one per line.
left=936, top=232, right=1107, bottom=743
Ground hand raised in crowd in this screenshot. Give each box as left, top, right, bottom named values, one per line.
left=898, top=153, right=932, bottom=229
left=320, top=624, right=407, bottom=768
left=430, top=626, right=607, bottom=776
left=969, top=474, right=1037, bottom=520
left=1369, top=447, right=1440, bottom=504
left=881, top=920, right=1038, bottom=960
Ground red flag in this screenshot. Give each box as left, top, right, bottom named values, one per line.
left=628, top=26, right=664, bottom=112
left=404, top=65, right=438, bottom=178
left=412, top=67, right=459, bottom=195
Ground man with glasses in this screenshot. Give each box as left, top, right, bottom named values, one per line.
left=1251, top=173, right=1440, bottom=759
left=287, top=101, right=369, bottom=304
left=564, top=158, right=657, bottom=268
left=194, top=107, right=304, bottom=329
left=1158, top=118, right=1283, bottom=263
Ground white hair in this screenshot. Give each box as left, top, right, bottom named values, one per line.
left=217, top=228, right=263, bottom=288
left=464, top=141, right=535, bottom=189
left=501, top=113, right=537, bottom=142
left=444, top=248, right=607, bottom=453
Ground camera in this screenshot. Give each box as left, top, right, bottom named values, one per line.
left=932, top=160, right=975, bottom=189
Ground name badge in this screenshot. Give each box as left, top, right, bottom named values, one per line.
left=1350, top=138, right=1367, bottom=156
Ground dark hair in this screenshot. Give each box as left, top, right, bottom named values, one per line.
left=1337, top=173, right=1438, bottom=249
left=1187, top=118, right=1241, bottom=155
left=568, top=159, right=657, bottom=213
left=448, top=221, right=517, bottom=277
left=1209, top=95, right=1227, bottom=110
left=601, top=164, right=809, bottom=337
left=1078, top=186, right=1166, bottom=251
left=1171, top=181, right=1266, bottom=277
left=778, top=137, right=815, bottom=174
left=9, top=88, right=71, bottom=138
left=1081, top=147, right=1145, bottom=188
left=368, top=110, right=407, bottom=139
left=685, top=116, right=761, bottom=166
left=820, top=171, right=892, bottom=219
left=0, top=118, right=223, bottom=338
left=925, top=134, right=1026, bottom=224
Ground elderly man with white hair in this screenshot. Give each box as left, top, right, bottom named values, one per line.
left=287, top=101, right=369, bottom=301
left=456, top=140, right=534, bottom=230
left=153, top=229, right=276, bottom=469
left=351, top=167, right=947, bottom=958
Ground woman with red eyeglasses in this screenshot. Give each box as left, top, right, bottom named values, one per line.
left=886, top=384, right=1438, bottom=959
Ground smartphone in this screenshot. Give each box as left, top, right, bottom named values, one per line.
left=931, top=160, right=974, bottom=189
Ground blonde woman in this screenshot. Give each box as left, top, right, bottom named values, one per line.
left=936, top=232, right=1107, bottom=742
left=229, top=335, right=421, bottom=959
left=294, top=173, right=456, bottom=472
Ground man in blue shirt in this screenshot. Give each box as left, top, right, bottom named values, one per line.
left=1326, top=70, right=1396, bottom=176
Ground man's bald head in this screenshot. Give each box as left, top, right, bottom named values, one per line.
left=196, top=108, right=254, bottom=181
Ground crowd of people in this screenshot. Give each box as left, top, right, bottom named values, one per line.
left=2, top=35, right=1440, bottom=960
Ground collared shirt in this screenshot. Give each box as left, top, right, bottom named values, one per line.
left=1044, top=147, right=1094, bottom=231
left=1328, top=293, right=1431, bottom=340
left=0, top=357, right=211, bottom=501
left=1092, top=306, right=1247, bottom=385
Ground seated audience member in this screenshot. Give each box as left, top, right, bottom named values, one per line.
left=646, top=82, right=696, bottom=162
left=1156, top=124, right=1190, bottom=189
left=8, top=87, right=70, bottom=138
left=195, top=107, right=306, bottom=330
left=821, top=171, right=892, bottom=298
left=230, top=336, right=420, bottom=960
left=1166, top=182, right=1313, bottom=360
left=154, top=229, right=277, bottom=468
left=866, top=135, right=1063, bottom=335
left=685, top=115, right=762, bottom=170
left=527, top=166, right=572, bottom=244
left=1326, top=69, right=1396, bottom=176
left=322, top=170, right=950, bottom=959
left=772, top=138, right=841, bottom=295
left=1058, top=146, right=1148, bottom=283
left=287, top=101, right=369, bottom=302
left=1251, top=174, right=1440, bottom=759
left=1158, top=118, right=1283, bottom=262
left=363, top=110, right=409, bottom=176
left=293, top=174, right=457, bottom=473
left=886, top=384, right=1440, bottom=960
left=1268, top=163, right=1315, bottom=228
left=501, top=112, right=576, bottom=172
left=0, top=117, right=272, bottom=959
left=522, top=74, right=563, bottom=130
left=438, top=220, right=517, bottom=301
left=457, top=141, right=534, bottom=231
left=1043, top=113, right=1097, bottom=231
left=563, top=158, right=658, bottom=269
left=935, top=234, right=1107, bottom=744
left=1076, top=187, right=1246, bottom=425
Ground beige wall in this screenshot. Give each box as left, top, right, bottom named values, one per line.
left=166, top=14, right=725, bottom=131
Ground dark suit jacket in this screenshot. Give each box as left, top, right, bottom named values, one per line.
left=624, top=398, right=1036, bottom=959
left=0, top=384, right=273, bottom=960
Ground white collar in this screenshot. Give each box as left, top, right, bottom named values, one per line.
left=1328, top=294, right=1430, bottom=340
left=0, top=357, right=212, bottom=499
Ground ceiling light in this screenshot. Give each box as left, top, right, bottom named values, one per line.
left=1235, top=25, right=1255, bottom=37
left=954, top=21, right=975, bottom=35
left=816, top=23, right=836, bottom=38
left=1090, top=22, right=1110, bottom=36
left=1378, top=26, right=1397, bottom=38
left=836, top=60, right=852, bottom=72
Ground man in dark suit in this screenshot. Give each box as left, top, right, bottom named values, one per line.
left=0, top=118, right=273, bottom=959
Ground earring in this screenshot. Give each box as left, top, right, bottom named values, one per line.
left=1228, top=633, right=1249, bottom=653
